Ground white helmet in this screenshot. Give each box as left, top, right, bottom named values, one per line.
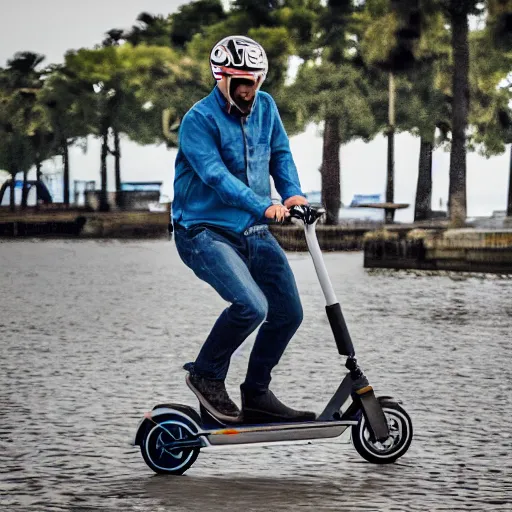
left=210, top=35, right=268, bottom=114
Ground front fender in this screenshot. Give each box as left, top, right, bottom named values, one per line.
left=377, top=396, right=402, bottom=407
left=340, top=394, right=402, bottom=422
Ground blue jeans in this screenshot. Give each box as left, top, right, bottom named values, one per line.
left=174, top=224, right=303, bottom=391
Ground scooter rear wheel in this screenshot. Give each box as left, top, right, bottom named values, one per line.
left=352, top=401, right=413, bottom=464
left=140, top=413, right=200, bottom=475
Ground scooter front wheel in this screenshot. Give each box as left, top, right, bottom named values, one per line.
left=352, top=401, right=413, bottom=464
left=140, top=413, right=200, bottom=475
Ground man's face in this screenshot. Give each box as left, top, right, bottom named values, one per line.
left=230, top=78, right=258, bottom=113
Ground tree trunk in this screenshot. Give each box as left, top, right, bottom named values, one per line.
left=21, top=170, right=29, bottom=209
left=507, top=143, right=512, bottom=217
left=414, top=135, right=434, bottom=222
left=114, top=129, right=122, bottom=209
left=448, top=5, right=469, bottom=227
left=386, top=72, right=396, bottom=224
left=35, top=161, right=42, bottom=210
left=9, top=174, right=16, bottom=212
left=63, top=139, right=70, bottom=206
left=321, top=116, right=341, bottom=225
left=100, top=129, right=110, bottom=212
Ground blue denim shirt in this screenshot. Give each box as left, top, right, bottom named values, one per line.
left=172, top=86, right=304, bottom=233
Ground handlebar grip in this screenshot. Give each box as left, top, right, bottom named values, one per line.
left=289, top=205, right=326, bottom=225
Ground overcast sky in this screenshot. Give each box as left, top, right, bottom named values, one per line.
left=1, top=1, right=509, bottom=220
left=0, top=0, right=192, bottom=66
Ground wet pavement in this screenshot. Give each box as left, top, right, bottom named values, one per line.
left=1, top=239, right=511, bottom=511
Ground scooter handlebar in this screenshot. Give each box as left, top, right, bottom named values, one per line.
left=289, top=205, right=325, bottom=227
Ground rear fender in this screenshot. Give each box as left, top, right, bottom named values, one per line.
left=132, top=407, right=202, bottom=446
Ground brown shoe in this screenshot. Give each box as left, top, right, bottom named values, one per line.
left=186, top=373, right=241, bottom=423
left=241, top=385, right=316, bottom=424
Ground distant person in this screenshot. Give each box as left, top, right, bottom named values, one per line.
left=172, top=35, right=315, bottom=424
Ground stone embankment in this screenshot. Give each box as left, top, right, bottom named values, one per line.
left=2, top=209, right=512, bottom=273
left=364, top=228, right=512, bottom=274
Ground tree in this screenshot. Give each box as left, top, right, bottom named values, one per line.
left=399, top=9, right=451, bottom=222
left=487, top=0, right=512, bottom=52
left=444, top=1, right=472, bottom=225
left=486, top=0, right=512, bottom=217
left=41, top=65, right=92, bottom=205
left=468, top=16, right=512, bottom=218
left=0, top=52, right=54, bottom=210
left=170, top=0, right=227, bottom=47
left=294, top=61, right=380, bottom=223
left=124, top=12, right=173, bottom=47
left=357, top=0, right=426, bottom=222
left=0, top=79, right=35, bottom=210
left=64, top=44, right=209, bottom=210
left=124, top=2, right=227, bottom=50
left=410, top=58, right=451, bottom=222
left=291, top=0, right=382, bottom=224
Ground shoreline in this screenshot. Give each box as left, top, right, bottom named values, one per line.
left=2, top=210, right=512, bottom=274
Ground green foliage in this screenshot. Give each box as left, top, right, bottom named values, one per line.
left=468, top=26, right=512, bottom=156
left=275, top=2, right=322, bottom=60
left=294, top=61, right=377, bottom=142
left=171, top=0, right=227, bottom=47
left=63, top=44, right=208, bottom=147
left=2, top=0, right=512, bottom=216
left=356, top=0, right=422, bottom=72
left=487, top=0, right=512, bottom=51
left=41, top=65, right=91, bottom=146
left=0, top=52, right=56, bottom=186
left=124, top=13, right=173, bottom=47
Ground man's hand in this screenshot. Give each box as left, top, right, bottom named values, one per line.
left=265, top=204, right=289, bottom=222
left=283, top=195, right=309, bottom=208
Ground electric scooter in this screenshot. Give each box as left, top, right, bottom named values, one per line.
left=133, top=205, right=413, bottom=474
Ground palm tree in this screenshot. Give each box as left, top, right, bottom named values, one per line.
left=445, top=1, right=471, bottom=226
left=288, top=0, right=378, bottom=224
left=124, top=12, right=173, bottom=47
left=42, top=65, right=92, bottom=205
left=407, top=11, right=451, bottom=222
left=486, top=0, right=512, bottom=217
left=0, top=52, right=47, bottom=209
left=357, top=0, right=423, bottom=223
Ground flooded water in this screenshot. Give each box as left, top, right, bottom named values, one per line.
left=1, top=239, right=511, bottom=511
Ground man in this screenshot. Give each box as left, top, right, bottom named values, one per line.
left=172, top=35, right=315, bottom=424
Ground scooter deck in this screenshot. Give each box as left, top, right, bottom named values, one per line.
left=203, top=419, right=357, bottom=446
left=141, top=404, right=358, bottom=448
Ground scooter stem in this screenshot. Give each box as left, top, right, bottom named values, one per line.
left=303, top=223, right=338, bottom=306
left=290, top=206, right=354, bottom=357
left=289, top=206, right=390, bottom=440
